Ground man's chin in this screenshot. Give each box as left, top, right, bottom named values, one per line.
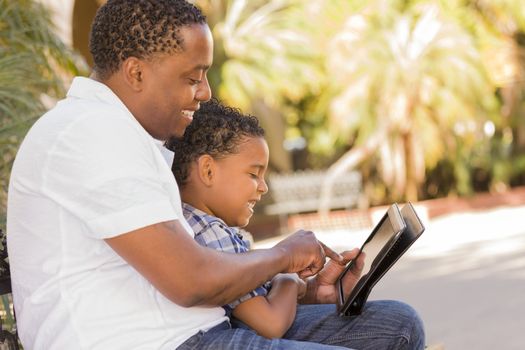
left=168, top=134, right=183, bottom=141
left=169, top=128, right=186, bottom=140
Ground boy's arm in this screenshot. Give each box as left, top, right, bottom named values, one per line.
left=232, top=273, right=305, bottom=339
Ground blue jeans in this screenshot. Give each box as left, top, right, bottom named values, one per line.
left=176, top=300, right=425, bottom=349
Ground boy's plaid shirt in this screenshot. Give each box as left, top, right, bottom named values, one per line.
left=182, top=203, right=270, bottom=314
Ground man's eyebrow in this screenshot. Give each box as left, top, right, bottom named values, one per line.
left=187, top=64, right=210, bottom=72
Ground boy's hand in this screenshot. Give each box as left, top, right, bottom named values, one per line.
left=271, top=273, right=307, bottom=300
left=295, top=276, right=307, bottom=299
left=299, top=248, right=365, bottom=305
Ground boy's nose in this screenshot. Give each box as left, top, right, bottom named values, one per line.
left=258, top=179, right=269, bottom=194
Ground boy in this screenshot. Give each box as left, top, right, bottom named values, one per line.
left=168, top=99, right=306, bottom=338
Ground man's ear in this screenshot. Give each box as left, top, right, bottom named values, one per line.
left=121, top=57, right=144, bottom=92
left=197, top=155, right=215, bottom=186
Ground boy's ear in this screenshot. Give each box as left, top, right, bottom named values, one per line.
left=197, top=155, right=215, bottom=186
left=121, top=57, right=144, bottom=92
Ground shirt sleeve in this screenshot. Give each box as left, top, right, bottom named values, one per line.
left=42, top=111, right=178, bottom=239
left=193, top=221, right=270, bottom=311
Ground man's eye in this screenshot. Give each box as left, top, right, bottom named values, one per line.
left=189, top=78, right=202, bottom=85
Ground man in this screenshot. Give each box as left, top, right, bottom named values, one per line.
left=6, top=0, right=424, bottom=349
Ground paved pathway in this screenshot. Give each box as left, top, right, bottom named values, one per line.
left=254, top=204, right=525, bottom=350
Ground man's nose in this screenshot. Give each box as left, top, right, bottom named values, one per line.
left=196, top=76, right=211, bottom=102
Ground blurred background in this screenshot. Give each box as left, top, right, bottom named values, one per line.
left=1, top=0, right=525, bottom=233
left=1, top=1, right=525, bottom=348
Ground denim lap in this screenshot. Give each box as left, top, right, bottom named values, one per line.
left=284, top=301, right=425, bottom=350
left=177, top=327, right=350, bottom=350
left=176, top=300, right=425, bottom=350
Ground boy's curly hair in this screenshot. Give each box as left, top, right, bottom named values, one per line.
left=167, top=98, right=265, bottom=188
left=89, top=0, right=206, bottom=80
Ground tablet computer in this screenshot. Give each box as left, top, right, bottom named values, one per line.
left=336, top=203, right=406, bottom=316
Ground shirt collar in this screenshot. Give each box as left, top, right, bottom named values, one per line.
left=182, top=203, right=230, bottom=227
left=67, top=76, right=129, bottom=111
left=66, top=76, right=160, bottom=143
left=154, top=139, right=174, bottom=167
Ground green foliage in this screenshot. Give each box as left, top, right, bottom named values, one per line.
left=323, top=1, right=498, bottom=201
left=0, top=0, right=87, bottom=225
left=192, top=0, right=525, bottom=204
left=3, top=0, right=521, bottom=213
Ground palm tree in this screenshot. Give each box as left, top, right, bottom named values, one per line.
left=192, top=0, right=329, bottom=172
left=0, top=0, right=86, bottom=225
left=319, top=1, right=498, bottom=212
left=469, top=0, right=525, bottom=190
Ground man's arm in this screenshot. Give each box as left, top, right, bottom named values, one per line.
left=105, top=220, right=330, bottom=307
left=231, top=273, right=305, bottom=339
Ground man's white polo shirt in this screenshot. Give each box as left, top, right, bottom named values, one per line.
left=7, top=77, right=226, bottom=349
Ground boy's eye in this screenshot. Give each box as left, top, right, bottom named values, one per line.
left=249, top=173, right=258, bottom=179
left=189, top=78, right=202, bottom=85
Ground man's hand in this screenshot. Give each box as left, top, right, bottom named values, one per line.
left=299, top=248, right=365, bottom=304
left=273, top=230, right=344, bottom=278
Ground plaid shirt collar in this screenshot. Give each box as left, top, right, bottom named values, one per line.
left=182, top=202, right=241, bottom=236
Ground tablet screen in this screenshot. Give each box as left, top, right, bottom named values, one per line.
left=337, top=204, right=405, bottom=313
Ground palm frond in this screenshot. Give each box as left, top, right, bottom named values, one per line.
left=0, top=0, right=87, bottom=224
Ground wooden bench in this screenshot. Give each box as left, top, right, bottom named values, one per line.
left=0, top=229, right=20, bottom=350
left=264, top=169, right=363, bottom=232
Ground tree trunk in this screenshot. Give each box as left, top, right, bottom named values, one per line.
left=318, top=127, right=388, bottom=215
left=403, top=131, right=419, bottom=202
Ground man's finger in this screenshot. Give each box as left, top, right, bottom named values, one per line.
left=319, top=241, right=344, bottom=264
left=298, top=267, right=315, bottom=279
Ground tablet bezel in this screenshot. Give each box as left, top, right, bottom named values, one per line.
left=336, top=203, right=406, bottom=316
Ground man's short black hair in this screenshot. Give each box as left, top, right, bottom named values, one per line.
left=89, top=0, right=206, bottom=79
left=167, top=98, right=265, bottom=189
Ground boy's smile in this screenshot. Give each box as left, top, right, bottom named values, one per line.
left=206, top=136, right=269, bottom=227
